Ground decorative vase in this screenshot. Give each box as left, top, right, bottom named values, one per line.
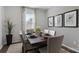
left=6, top=34, right=12, bottom=45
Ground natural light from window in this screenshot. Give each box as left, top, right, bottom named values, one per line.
left=24, top=8, right=35, bottom=30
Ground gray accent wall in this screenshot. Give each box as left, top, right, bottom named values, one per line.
left=47, top=6, right=79, bottom=51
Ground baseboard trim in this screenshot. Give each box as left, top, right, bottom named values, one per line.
left=62, top=44, right=79, bottom=53
left=12, top=41, right=21, bottom=44
left=4, top=41, right=22, bottom=46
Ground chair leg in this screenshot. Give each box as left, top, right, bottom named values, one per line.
left=34, top=49, right=40, bottom=53
left=36, top=50, right=40, bottom=53
left=22, top=46, right=24, bottom=53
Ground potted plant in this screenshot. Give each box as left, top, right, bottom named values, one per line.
left=6, top=20, right=14, bottom=45
left=35, top=26, right=41, bottom=36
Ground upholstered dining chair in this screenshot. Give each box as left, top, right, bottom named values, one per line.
left=39, top=30, right=56, bottom=53
left=44, top=29, right=49, bottom=34
left=47, top=35, right=64, bottom=53
left=19, top=33, right=26, bottom=52
left=26, top=29, right=34, bottom=35
left=48, top=30, right=56, bottom=36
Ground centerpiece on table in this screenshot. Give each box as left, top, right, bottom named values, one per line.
left=35, top=26, right=42, bottom=36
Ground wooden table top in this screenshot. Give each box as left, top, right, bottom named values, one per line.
left=28, top=37, right=46, bottom=44
left=24, top=35, right=47, bottom=52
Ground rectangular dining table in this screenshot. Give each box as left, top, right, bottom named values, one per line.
left=28, top=37, right=45, bottom=44
left=24, top=35, right=47, bottom=52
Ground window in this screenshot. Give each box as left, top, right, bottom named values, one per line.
left=24, top=8, right=35, bottom=30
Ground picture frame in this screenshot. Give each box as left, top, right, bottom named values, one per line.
left=48, top=16, right=54, bottom=27
left=54, top=14, right=63, bottom=27
left=64, top=9, right=78, bottom=27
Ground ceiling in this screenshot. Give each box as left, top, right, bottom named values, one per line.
left=28, top=6, right=51, bottom=10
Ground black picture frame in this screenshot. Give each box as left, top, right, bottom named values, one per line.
left=54, top=14, right=63, bottom=27
left=48, top=16, right=54, bottom=27
left=64, top=9, right=78, bottom=28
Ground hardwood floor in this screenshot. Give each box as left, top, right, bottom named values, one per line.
left=0, top=45, right=9, bottom=53
left=0, top=43, right=75, bottom=53
left=0, top=41, right=21, bottom=53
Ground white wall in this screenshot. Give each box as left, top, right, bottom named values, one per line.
left=3, top=6, right=22, bottom=44
left=1, top=7, right=48, bottom=46
left=0, top=7, right=4, bottom=49
left=35, top=9, right=48, bottom=30
left=47, top=6, right=79, bottom=51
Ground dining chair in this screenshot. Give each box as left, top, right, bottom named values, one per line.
left=48, top=30, right=56, bottom=36
left=39, top=30, right=56, bottom=53
left=26, top=29, right=34, bottom=35
left=19, top=33, right=26, bottom=53
left=20, top=33, right=35, bottom=53
left=44, top=29, right=49, bottom=34
left=47, top=35, right=64, bottom=53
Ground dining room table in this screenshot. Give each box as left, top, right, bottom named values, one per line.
left=24, top=34, right=48, bottom=52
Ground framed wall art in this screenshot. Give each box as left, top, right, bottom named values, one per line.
left=54, top=14, right=63, bottom=27
left=48, top=16, right=54, bottom=27
left=64, top=9, right=78, bottom=27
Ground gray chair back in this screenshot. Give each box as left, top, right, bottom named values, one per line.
left=19, top=32, right=26, bottom=44
left=49, top=30, right=56, bottom=36
left=20, top=34, right=24, bottom=43
left=27, top=29, right=34, bottom=35
left=47, top=35, right=64, bottom=53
